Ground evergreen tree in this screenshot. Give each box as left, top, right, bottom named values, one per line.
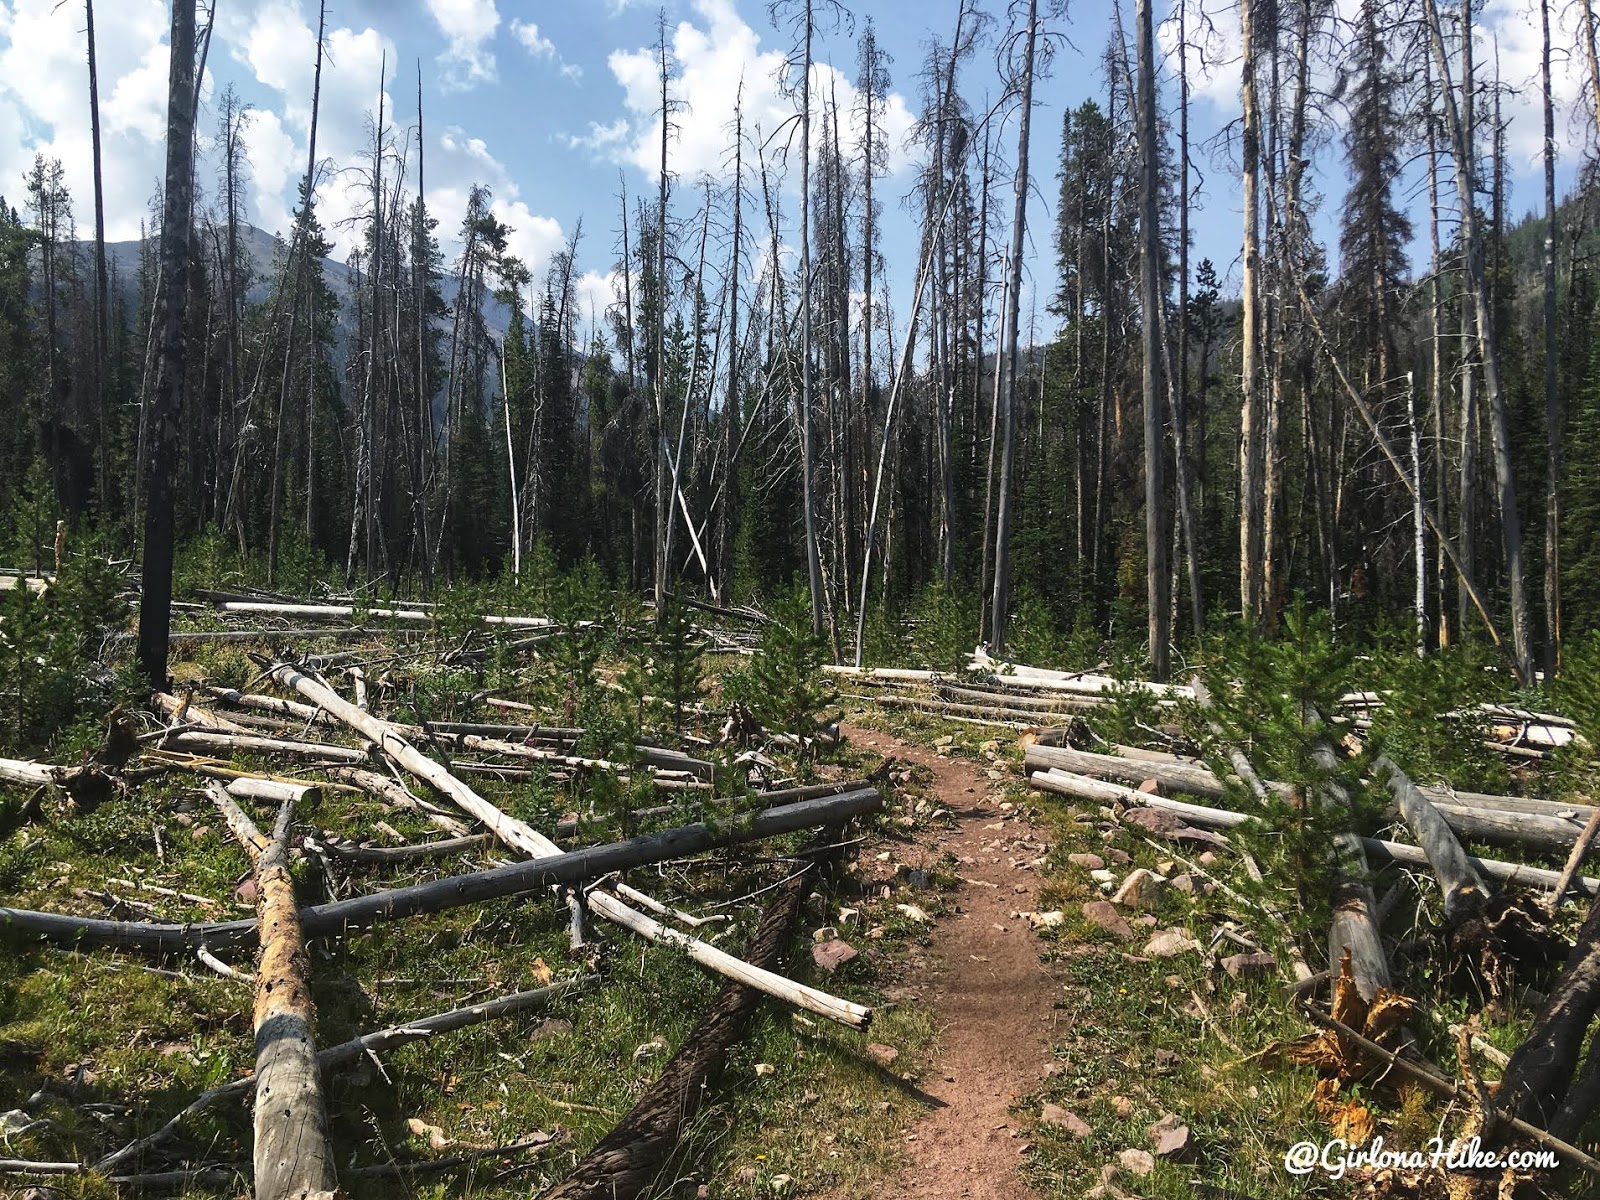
left=747, top=585, right=836, bottom=753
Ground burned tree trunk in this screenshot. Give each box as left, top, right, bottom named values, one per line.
left=135, top=0, right=199, bottom=689
left=1497, top=896, right=1600, bottom=1129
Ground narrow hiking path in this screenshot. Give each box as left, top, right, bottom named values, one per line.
left=834, top=721, right=1065, bottom=1200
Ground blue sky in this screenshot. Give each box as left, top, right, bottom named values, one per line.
left=0, top=0, right=1591, bottom=349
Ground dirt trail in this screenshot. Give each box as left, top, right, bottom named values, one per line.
left=837, top=722, right=1063, bottom=1200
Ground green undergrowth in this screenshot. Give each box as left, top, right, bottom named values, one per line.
left=842, top=676, right=1595, bottom=1198
left=0, top=639, right=952, bottom=1199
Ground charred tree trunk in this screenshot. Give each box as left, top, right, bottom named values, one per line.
left=136, top=0, right=199, bottom=689
left=540, top=851, right=815, bottom=1200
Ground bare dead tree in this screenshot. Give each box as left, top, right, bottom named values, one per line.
left=137, top=0, right=200, bottom=688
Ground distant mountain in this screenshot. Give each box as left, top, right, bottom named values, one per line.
left=95, top=221, right=517, bottom=354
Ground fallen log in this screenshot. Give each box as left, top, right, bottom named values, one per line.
left=0, top=789, right=885, bottom=953
left=201, top=686, right=338, bottom=728
left=226, top=778, right=322, bottom=807
left=1494, top=894, right=1600, bottom=1130
left=152, top=692, right=253, bottom=734
left=969, top=648, right=1193, bottom=697
left=314, top=832, right=492, bottom=864
left=1023, top=743, right=1596, bottom=850
left=0, top=756, right=116, bottom=810
left=934, top=682, right=1101, bottom=713
left=1297, top=717, right=1393, bottom=1004
left=208, top=788, right=338, bottom=1200
left=1427, top=801, right=1590, bottom=855
left=1548, top=809, right=1600, bottom=912
left=541, top=849, right=813, bottom=1200
left=214, top=600, right=554, bottom=629
left=324, top=767, right=471, bottom=835
left=1028, top=772, right=1600, bottom=902
left=163, top=731, right=371, bottom=764
left=96, top=977, right=593, bottom=1173
left=202, top=689, right=707, bottom=779
left=261, top=658, right=874, bottom=1028
left=172, top=626, right=430, bottom=644
left=844, top=692, right=1067, bottom=725
left=1373, top=755, right=1488, bottom=922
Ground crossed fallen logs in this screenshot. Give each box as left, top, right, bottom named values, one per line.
left=1022, top=732, right=1600, bottom=1178
left=1, top=785, right=881, bottom=1193
left=0, top=650, right=890, bottom=1197
left=827, top=653, right=1583, bottom=758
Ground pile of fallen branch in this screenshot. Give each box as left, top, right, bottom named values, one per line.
left=1019, top=702, right=1600, bottom=1191
left=0, top=650, right=885, bottom=1195
left=826, top=649, right=1582, bottom=760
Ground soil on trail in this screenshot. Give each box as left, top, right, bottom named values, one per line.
left=837, top=722, right=1065, bottom=1200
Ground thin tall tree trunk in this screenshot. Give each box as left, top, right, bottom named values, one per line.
left=1239, top=0, right=1265, bottom=623
left=1409, top=374, right=1428, bottom=652
left=1136, top=0, right=1170, bottom=680
left=1426, top=50, right=1451, bottom=648
left=1424, top=0, right=1535, bottom=685
left=989, top=0, right=1039, bottom=657
left=721, top=88, right=745, bottom=599
left=86, top=0, right=110, bottom=512
left=1541, top=0, right=1562, bottom=675
left=1175, top=0, right=1201, bottom=634
left=268, top=0, right=324, bottom=583
left=415, top=62, right=434, bottom=586
left=136, top=0, right=198, bottom=689
left=654, top=23, right=672, bottom=616
left=798, top=2, right=826, bottom=635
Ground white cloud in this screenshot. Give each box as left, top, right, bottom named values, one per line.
left=424, top=0, right=500, bottom=91
left=106, top=44, right=171, bottom=141
left=512, top=19, right=555, bottom=58
left=0, top=0, right=174, bottom=239
left=1161, top=0, right=1591, bottom=169
left=511, top=18, right=582, bottom=81
left=1479, top=0, right=1593, bottom=167
left=580, top=0, right=917, bottom=186
left=572, top=268, right=620, bottom=331
left=224, top=1, right=399, bottom=257
left=433, top=125, right=569, bottom=291
left=241, top=107, right=297, bottom=237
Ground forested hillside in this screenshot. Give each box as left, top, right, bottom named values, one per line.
left=4, top=0, right=1600, bottom=691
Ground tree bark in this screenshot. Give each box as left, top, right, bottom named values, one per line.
left=263, top=660, right=873, bottom=1027
left=208, top=791, right=338, bottom=1200
left=0, top=789, right=883, bottom=956
left=85, top=0, right=109, bottom=510
left=989, top=0, right=1039, bottom=655
left=1424, top=0, right=1535, bottom=684
left=136, top=0, right=199, bottom=689
left=1238, top=0, right=1264, bottom=623
left=1135, top=0, right=1170, bottom=681
left=1541, top=0, right=1562, bottom=676
left=1496, top=895, right=1600, bottom=1127
left=540, top=853, right=815, bottom=1200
